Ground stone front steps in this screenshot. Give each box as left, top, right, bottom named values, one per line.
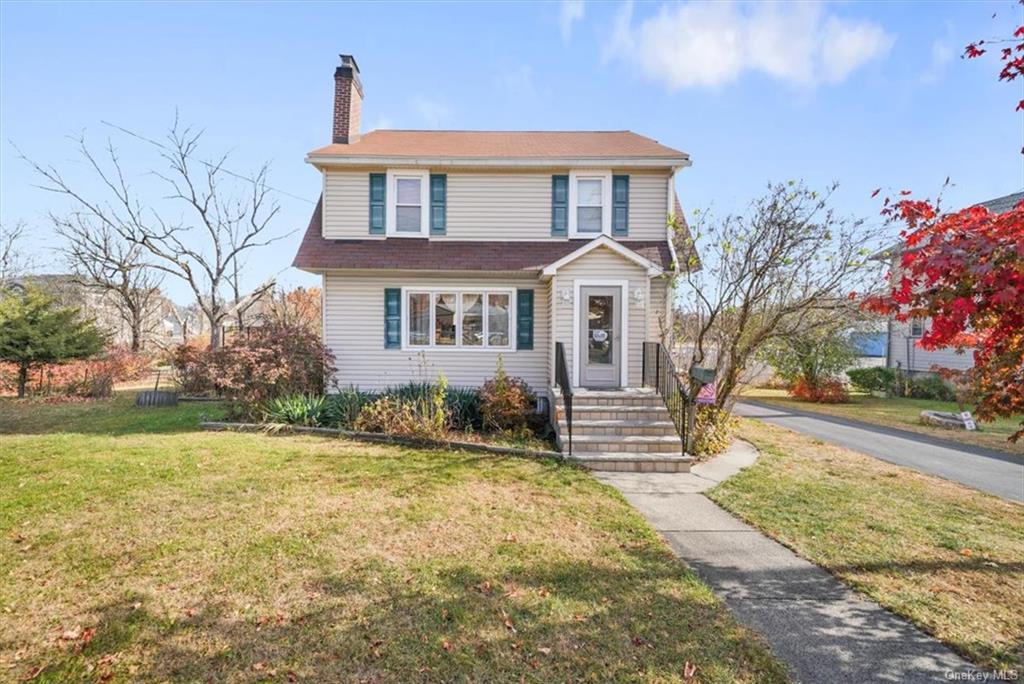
left=553, top=388, right=692, bottom=472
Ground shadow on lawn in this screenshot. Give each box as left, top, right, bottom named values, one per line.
left=0, top=395, right=226, bottom=436
left=22, top=548, right=788, bottom=683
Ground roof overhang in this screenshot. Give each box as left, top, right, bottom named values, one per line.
left=306, top=155, right=692, bottom=170
left=540, top=235, right=665, bottom=280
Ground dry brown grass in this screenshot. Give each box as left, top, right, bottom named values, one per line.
left=709, top=418, right=1024, bottom=670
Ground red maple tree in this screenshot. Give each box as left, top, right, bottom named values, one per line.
left=963, top=1, right=1024, bottom=149
left=865, top=197, right=1024, bottom=441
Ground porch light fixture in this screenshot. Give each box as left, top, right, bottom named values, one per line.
left=633, top=287, right=645, bottom=308
left=559, top=288, right=572, bottom=303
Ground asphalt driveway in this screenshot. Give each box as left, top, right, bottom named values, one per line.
left=735, top=400, right=1024, bottom=503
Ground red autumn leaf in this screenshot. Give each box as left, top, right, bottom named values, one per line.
left=871, top=188, right=881, bottom=198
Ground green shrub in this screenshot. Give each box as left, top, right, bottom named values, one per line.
left=480, top=357, right=536, bottom=432
left=907, top=374, right=956, bottom=402
left=692, top=405, right=738, bottom=456
left=264, top=394, right=326, bottom=427
left=323, top=386, right=377, bottom=429
left=846, top=366, right=896, bottom=394
left=444, top=386, right=482, bottom=431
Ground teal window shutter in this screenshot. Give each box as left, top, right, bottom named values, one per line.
left=612, top=175, right=629, bottom=237
left=430, top=174, right=447, bottom=235
left=369, top=173, right=386, bottom=235
left=384, top=288, right=401, bottom=348
left=516, top=289, right=534, bottom=350
left=551, top=175, right=568, bottom=237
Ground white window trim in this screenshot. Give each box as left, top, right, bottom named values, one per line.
left=568, top=170, right=613, bottom=238
left=572, top=278, right=630, bottom=388
left=401, top=286, right=517, bottom=352
left=386, top=169, right=430, bottom=237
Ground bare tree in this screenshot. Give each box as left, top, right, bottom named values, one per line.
left=51, top=214, right=163, bottom=351
left=21, top=119, right=286, bottom=348
left=670, top=181, right=886, bottom=452
left=1, top=221, right=34, bottom=283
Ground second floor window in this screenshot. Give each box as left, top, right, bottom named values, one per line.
left=386, top=170, right=430, bottom=236
left=576, top=178, right=603, bottom=234
left=910, top=320, right=924, bottom=337
left=395, top=177, right=422, bottom=233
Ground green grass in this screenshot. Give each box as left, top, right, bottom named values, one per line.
left=709, top=419, right=1024, bottom=670
left=0, top=394, right=788, bottom=683
left=741, top=387, right=1024, bottom=456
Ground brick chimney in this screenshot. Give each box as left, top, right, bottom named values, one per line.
left=332, top=54, right=363, bottom=144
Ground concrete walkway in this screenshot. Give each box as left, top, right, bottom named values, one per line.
left=735, top=400, right=1024, bottom=502
left=597, top=441, right=974, bottom=683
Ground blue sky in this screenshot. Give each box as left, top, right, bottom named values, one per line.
left=2, top=0, right=1022, bottom=303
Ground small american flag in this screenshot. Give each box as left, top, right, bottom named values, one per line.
left=696, top=383, right=716, bottom=405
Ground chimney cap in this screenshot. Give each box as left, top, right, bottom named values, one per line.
left=339, top=54, right=360, bottom=73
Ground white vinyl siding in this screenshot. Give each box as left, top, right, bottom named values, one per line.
left=324, top=272, right=549, bottom=390
left=322, top=169, right=671, bottom=241
left=323, top=171, right=370, bottom=239
left=888, top=318, right=974, bottom=373
left=628, top=174, right=670, bottom=240
left=550, top=245, right=649, bottom=387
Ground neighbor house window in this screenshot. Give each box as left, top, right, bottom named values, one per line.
left=568, top=170, right=612, bottom=236
left=910, top=320, right=924, bottom=337
left=386, top=170, right=430, bottom=236
left=404, top=289, right=514, bottom=350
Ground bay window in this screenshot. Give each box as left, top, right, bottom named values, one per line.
left=405, top=288, right=514, bottom=350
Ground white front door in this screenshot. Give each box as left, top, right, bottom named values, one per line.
left=578, top=286, right=621, bottom=388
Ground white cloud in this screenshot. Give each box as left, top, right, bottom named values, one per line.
left=607, top=0, right=894, bottom=89
left=560, top=0, right=585, bottom=42
left=412, top=97, right=452, bottom=129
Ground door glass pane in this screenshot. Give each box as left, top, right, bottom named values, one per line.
left=435, top=293, right=456, bottom=346
left=396, top=206, right=421, bottom=232
left=461, top=293, right=483, bottom=346
left=408, top=293, right=430, bottom=346
left=587, top=295, right=613, bottom=365
left=488, top=293, right=510, bottom=346
left=577, top=206, right=602, bottom=233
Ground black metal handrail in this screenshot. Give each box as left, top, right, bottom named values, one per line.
left=554, top=341, right=573, bottom=456
left=642, top=341, right=686, bottom=456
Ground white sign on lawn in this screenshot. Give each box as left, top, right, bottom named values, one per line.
left=959, top=411, right=977, bottom=431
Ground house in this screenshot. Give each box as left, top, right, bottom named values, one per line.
left=292, top=55, right=693, bottom=469
left=877, top=190, right=1023, bottom=375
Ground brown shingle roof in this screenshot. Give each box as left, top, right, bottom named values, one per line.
left=292, top=198, right=674, bottom=273
left=308, top=130, right=688, bottom=161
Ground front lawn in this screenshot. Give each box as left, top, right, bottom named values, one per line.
left=0, top=394, right=787, bottom=683
left=741, top=387, right=1024, bottom=456
left=709, top=418, right=1024, bottom=670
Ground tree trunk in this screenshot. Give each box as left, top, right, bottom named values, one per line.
left=209, top=314, right=221, bottom=349
left=130, top=316, right=142, bottom=352
left=17, top=363, right=29, bottom=398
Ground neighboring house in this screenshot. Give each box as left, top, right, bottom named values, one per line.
left=876, top=190, right=1023, bottom=375
left=293, top=56, right=693, bottom=467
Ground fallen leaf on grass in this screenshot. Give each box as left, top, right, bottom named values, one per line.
left=960, top=548, right=973, bottom=557
left=536, top=646, right=552, bottom=656
left=441, top=638, right=453, bottom=652
left=503, top=533, right=519, bottom=543
left=684, top=661, right=697, bottom=679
